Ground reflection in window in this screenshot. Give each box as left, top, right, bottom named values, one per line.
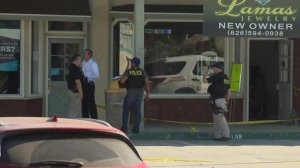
left=145, top=22, right=225, bottom=94
left=0, top=20, right=21, bottom=94
left=112, top=21, right=134, bottom=77
left=50, top=42, right=80, bottom=81
left=48, top=21, right=83, bottom=31
left=145, top=61, right=186, bottom=76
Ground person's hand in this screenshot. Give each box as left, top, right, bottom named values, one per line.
left=145, top=94, right=150, bottom=101
left=79, top=93, right=83, bottom=101
left=226, top=99, right=230, bottom=105
left=126, top=56, right=131, bottom=62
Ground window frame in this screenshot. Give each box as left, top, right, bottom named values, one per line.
left=110, top=18, right=134, bottom=78
left=145, top=19, right=231, bottom=99
left=46, top=21, right=88, bottom=35
left=29, top=21, right=43, bottom=97
left=109, top=13, right=233, bottom=99
left=0, top=20, right=24, bottom=99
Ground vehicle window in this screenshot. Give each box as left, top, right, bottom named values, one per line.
left=145, top=61, right=186, bottom=76
left=192, top=60, right=219, bottom=76
left=193, top=61, right=202, bottom=76
left=0, top=133, right=142, bottom=167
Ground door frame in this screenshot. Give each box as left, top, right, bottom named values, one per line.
left=45, top=36, right=87, bottom=117
left=278, top=40, right=294, bottom=120
left=246, top=38, right=293, bottom=120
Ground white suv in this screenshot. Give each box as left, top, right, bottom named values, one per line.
left=145, top=51, right=224, bottom=94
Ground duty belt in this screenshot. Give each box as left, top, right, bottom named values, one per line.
left=210, top=98, right=226, bottom=115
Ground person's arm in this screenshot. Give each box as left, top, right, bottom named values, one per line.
left=126, top=56, right=132, bottom=70
left=143, top=71, right=150, bottom=100
left=120, top=76, right=128, bottom=84
left=90, top=63, right=99, bottom=81
left=120, top=70, right=129, bottom=84
left=202, top=68, right=209, bottom=83
left=145, top=79, right=150, bottom=101
left=75, top=79, right=83, bottom=101
left=225, top=75, right=231, bottom=102
left=226, top=89, right=231, bottom=102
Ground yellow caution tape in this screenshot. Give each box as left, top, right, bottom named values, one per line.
left=96, top=104, right=106, bottom=110
left=92, top=103, right=299, bottom=125
left=51, top=85, right=299, bottom=125
left=144, top=118, right=300, bottom=125
left=50, top=85, right=107, bottom=110
left=143, top=158, right=214, bottom=163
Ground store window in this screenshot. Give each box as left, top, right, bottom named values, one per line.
left=112, top=21, right=134, bottom=77
left=48, top=21, right=83, bottom=31
left=31, top=21, right=40, bottom=95
left=0, top=20, right=21, bottom=95
left=144, top=22, right=225, bottom=94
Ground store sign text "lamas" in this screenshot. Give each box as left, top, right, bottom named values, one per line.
left=203, top=0, right=300, bottom=37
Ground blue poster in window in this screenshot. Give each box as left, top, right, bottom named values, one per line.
left=0, top=29, right=20, bottom=71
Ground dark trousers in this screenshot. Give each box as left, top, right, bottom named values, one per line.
left=82, top=82, right=98, bottom=119
left=121, top=92, right=143, bottom=132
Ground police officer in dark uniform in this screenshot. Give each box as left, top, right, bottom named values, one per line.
left=119, top=57, right=150, bottom=134
left=67, top=54, right=84, bottom=118
left=203, top=62, right=231, bottom=141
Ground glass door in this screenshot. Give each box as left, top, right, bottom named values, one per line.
left=48, top=39, right=83, bottom=117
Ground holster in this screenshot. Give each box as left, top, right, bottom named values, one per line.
left=211, top=99, right=225, bottom=115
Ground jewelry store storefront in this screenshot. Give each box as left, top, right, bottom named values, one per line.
left=0, top=0, right=299, bottom=124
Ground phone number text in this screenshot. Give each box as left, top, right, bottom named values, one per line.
left=227, top=30, right=284, bottom=37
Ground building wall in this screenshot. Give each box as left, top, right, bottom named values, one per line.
left=91, top=0, right=109, bottom=120
left=145, top=99, right=243, bottom=123
left=0, top=99, right=43, bottom=117
left=111, top=0, right=203, bottom=6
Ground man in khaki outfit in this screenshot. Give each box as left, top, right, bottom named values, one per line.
left=203, top=62, right=231, bottom=141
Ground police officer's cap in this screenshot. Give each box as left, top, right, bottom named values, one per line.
left=211, top=62, right=223, bottom=70
left=131, top=57, right=141, bottom=66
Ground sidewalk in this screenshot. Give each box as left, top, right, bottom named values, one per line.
left=127, top=121, right=300, bottom=140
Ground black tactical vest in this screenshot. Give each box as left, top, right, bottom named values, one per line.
left=126, top=68, right=146, bottom=89
left=207, top=73, right=230, bottom=100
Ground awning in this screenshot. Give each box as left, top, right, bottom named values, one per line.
left=0, top=0, right=91, bottom=22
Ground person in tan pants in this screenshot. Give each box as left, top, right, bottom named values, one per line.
left=203, top=62, right=231, bottom=141
left=67, top=54, right=84, bottom=118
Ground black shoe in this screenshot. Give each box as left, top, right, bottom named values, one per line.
left=213, top=138, right=223, bottom=141
left=132, top=129, right=140, bottom=134
left=220, top=137, right=230, bottom=141
left=213, top=137, right=230, bottom=141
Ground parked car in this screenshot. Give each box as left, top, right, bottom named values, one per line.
left=145, top=51, right=224, bottom=94
left=0, top=117, right=148, bottom=168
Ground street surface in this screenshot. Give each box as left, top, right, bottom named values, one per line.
left=134, top=140, right=300, bottom=168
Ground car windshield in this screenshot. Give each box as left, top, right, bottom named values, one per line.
left=0, top=132, right=142, bottom=167
left=145, top=61, right=186, bottom=76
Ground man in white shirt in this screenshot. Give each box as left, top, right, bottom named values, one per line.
left=82, top=49, right=99, bottom=119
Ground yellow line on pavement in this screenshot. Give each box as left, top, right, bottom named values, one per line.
left=143, top=158, right=214, bottom=163
left=289, top=162, right=300, bottom=164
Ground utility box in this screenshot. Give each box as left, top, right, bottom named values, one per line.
left=105, top=80, right=126, bottom=128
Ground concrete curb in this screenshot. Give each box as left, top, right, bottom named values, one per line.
left=127, top=132, right=300, bottom=141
